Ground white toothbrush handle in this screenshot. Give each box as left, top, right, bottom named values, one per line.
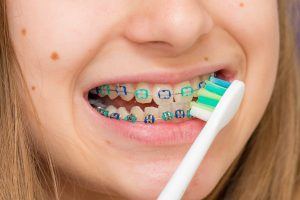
left=157, top=122, right=219, bottom=200
left=157, top=80, right=245, bottom=200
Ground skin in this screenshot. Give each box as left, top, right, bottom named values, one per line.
left=7, top=0, right=279, bottom=199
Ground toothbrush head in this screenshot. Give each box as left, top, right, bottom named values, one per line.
left=190, top=76, right=245, bottom=126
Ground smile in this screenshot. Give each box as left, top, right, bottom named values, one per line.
left=88, top=71, right=230, bottom=124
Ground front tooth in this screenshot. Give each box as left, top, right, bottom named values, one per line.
left=116, top=84, right=134, bottom=101
left=144, top=107, right=159, bottom=124
left=118, top=107, right=129, bottom=119
left=108, top=84, right=118, bottom=100
left=134, top=83, right=152, bottom=103
left=106, top=105, right=120, bottom=120
left=174, top=81, right=194, bottom=102
left=130, top=106, right=144, bottom=121
left=152, top=84, right=174, bottom=105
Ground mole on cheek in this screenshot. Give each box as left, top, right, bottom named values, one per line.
left=50, top=51, right=60, bottom=61
left=204, top=57, right=209, bottom=61
left=31, top=86, right=36, bottom=91
left=239, top=2, right=245, bottom=7
left=21, top=28, right=27, bottom=36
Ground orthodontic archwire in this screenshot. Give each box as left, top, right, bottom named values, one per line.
left=91, top=74, right=216, bottom=124
left=93, top=73, right=216, bottom=97
left=91, top=86, right=203, bottom=124
left=91, top=98, right=195, bottom=124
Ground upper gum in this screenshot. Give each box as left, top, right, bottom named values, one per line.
left=98, top=73, right=212, bottom=89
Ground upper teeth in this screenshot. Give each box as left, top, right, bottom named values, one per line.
left=93, top=74, right=210, bottom=105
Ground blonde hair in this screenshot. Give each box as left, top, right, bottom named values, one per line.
left=0, top=0, right=299, bottom=199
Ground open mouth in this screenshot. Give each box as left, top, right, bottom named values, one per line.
left=87, top=70, right=231, bottom=124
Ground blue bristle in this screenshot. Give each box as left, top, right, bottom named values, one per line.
left=209, top=76, right=231, bottom=88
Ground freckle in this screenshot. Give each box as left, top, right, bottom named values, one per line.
left=31, top=86, right=36, bottom=91
left=106, top=140, right=111, bottom=145
left=50, top=52, right=60, bottom=61
left=239, top=2, right=245, bottom=7
left=21, top=28, right=27, bottom=36
left=204, top=57, right=209, bottom=61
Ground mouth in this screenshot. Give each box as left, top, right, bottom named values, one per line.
left=87, top=68, right=233, bottom=123
left=84, top=66, right=237, bottom=145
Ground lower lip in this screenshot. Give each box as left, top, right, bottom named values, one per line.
left=85, top=100, right=206, bottom=146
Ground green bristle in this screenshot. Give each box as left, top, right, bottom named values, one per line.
left=190, top=101, right=214, bottom=112
left=205, top=81, right=227, bottom=96
left=197, top=96, right=219, bottom=108
left=190, top=78, right=230, bottom=113
left=197, top=88, right=222, bottom=101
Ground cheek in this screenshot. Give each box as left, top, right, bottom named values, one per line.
left=207, top=0, right=280, bottom=131
left=7, top=0, right=130, bottom=91
left=6, top=0, right=130, bottom=187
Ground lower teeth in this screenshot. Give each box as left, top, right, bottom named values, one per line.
left=88, top=74, right=216, bottom=124
left=89, top=89, right=198, bottom=124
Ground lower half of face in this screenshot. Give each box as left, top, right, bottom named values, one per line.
left=8, top=0, right=279, bottom=199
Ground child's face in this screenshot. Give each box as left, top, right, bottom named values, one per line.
left=8, top=0, right=279, bottom=199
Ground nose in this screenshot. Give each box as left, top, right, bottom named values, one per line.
left=124, top=0, right=214, bottom=54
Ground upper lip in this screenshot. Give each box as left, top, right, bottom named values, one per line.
left=84, top=63, right=239, bottom=94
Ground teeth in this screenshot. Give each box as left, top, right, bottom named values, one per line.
left=174, top=81, right=194, bottom=102
left=130, top=106, right=144, bottom=121
left=116, top=84, right=135, bottom=101
left=91, top=74, right=214, bottom=122
left=144, top=107, right=159, bottom=118
left=158, top=104, right=174, bottom=121
left=96, top=106, right=109, bottom=117
left=152, top=84, right=174, bottom=105
left=191, top=75, right=210, bottom=97
left=158, top=104, right=172, bottom=119
left=172, top=102, right=190, bottom=118
left=106, top=105, right=117, bottom=114
left=108, top=84, right=118, bottom=100
left=144, top=107, right=158, bottom=124
left=97, top=85, right=110, bottom=97
left=190, top=77, right=201, bottom=97
left=118, top=107, right=129, bottom=119
left=106, top=105, right=120, bottom=120
left=135, top=83, right=152, bottom=104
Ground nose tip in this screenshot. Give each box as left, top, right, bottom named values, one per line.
left=124, top=1, right=214, bottom=53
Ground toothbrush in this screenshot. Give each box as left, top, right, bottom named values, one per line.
left=158, top=76, right=245, bottom=200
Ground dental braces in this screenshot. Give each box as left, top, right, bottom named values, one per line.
left=91, top=104, right=194, bottom=124
left=89, top=74, right=217, bottom=124
left=90, top=87, right=199, bottom=124
left=92, top=80, right=210, bottom=99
